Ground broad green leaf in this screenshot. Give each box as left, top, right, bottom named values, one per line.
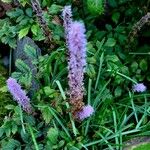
left=40, top=107, right=52, bottom=124
left=48, top=4, right=62, bottom=14
left=25, top=8, right=33, bottom=17
left=24, top=44, right=37, bottom=60
left=31, top=24, right=38, bottom=36
left=18, top=27, right=30, bottom=39
left=114, top=87, right=122, bottom=97
left=15, top=59, right=30, bottom=73
left=105, top=38, right=116, bottom=47
left=139, top=59, right=147, bottom=71
left=47, top=128, right=59, bottom=144
left=112, top=12, right=120, bottom=24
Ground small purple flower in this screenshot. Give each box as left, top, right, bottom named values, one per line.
left=6, top=77, right=32, bottom=113
left=77, top=105, right=94, bottom=120
left=132, top=83, right=146, bottom=92
left=68, top=21, right=87, bottom=101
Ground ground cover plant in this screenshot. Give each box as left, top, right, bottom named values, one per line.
left=0, top=0, right=150, bottom=150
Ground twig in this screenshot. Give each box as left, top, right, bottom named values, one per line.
left=31, top=0, right=52, bottom=44
left=129, top=12, right=150, bottom=42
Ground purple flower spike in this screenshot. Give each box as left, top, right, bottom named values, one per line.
left=68, top=21, right=87, bottom=101
left=132, top=83, right=146, bottom=92
left=62, top=5, right=72, bottom=38
left=6, top=77, right=32, bottom=113
left=77, top=105, right=94, bottom=120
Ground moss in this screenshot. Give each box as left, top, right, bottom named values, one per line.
left=133, top=143, right=150, bottom=150
left=0, top=65, right=13, bottom=124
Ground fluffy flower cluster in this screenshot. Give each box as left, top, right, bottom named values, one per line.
left=62, top=5, right=72, bottom=37
left=132, top=83, right=146, bottom=92
left=6, top=77, right=32, bottom=113
left=62, top=6, right=94, bottom=120
left=67, top=21, right=87, bottom=100
left=77, top=105, right=94, bottom=120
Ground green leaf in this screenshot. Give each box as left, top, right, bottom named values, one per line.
left=11, top=124, right=18, bottom=134
left=139, top=59, right=148, bottom=71
left=1, top=139, right=21, bottom=150
left=112, top=12, right=120, bottom=24
left=18, top=27, right=30, bottom=39
left=87, top=0, right=105, bottom=15
left=131, top=62, right=138, bottom=72
left=105, top=38, right=116, bottom=47
left=40, top=107, right=52, bottom=124
left=105, top=24, right=112, bottom=31
left=31, top=24, right=38, bottom=36
left=25, top=8, right=33, bottom=17
left=86, top=64, right=96, bottom=78
left=48, top=4, right=62, bottom=14
left=24, top=44, right=37, bottom=60
left=44, top=86, right=56, bottom=98
left=0, top=86, right=7, bottom=93
left=108, top=0, right=117, bottom=7
left=0, top=128, right=4, bottom=137
left=114, top=87, right=122, bottom=97
left=6, top=8, right=24, bottom=18
left=47, top=128, right=59, bottom=144
left=15, top=59, right=30, bottom=73
left=5, top=105, right=15, bottom=110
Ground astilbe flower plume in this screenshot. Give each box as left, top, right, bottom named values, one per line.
left=62, top=6, right=94, bottom=120
left=6, top=77, right=32, bottom=113
left=132, top=83, right=146, bottom=92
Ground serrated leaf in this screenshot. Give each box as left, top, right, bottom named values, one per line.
left=18, top=27, right=30, bottom=39
left=15, top=59, right=30, bottom=73
left=44, top=86, right=56, bottom=98
left=2, top=139, right=21, bottom=150
left=87, top=0, right=105, bottom=15
left=40, top=107, right=52, bottom=124
left=12, top=72, right=23, bottom=80
left=47, top=128, right=59, bottom=144
left=24, top=44, right=37, bottom=59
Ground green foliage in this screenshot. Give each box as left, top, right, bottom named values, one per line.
left=87, top=0, right=105, bottom=15
left=0, top=0, right=150, bottom=149
left=12, top=59, right=32, bottom=88
left=0, top=66, right=14, bottom=125
left=133, top=143, right=150, bottom=150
